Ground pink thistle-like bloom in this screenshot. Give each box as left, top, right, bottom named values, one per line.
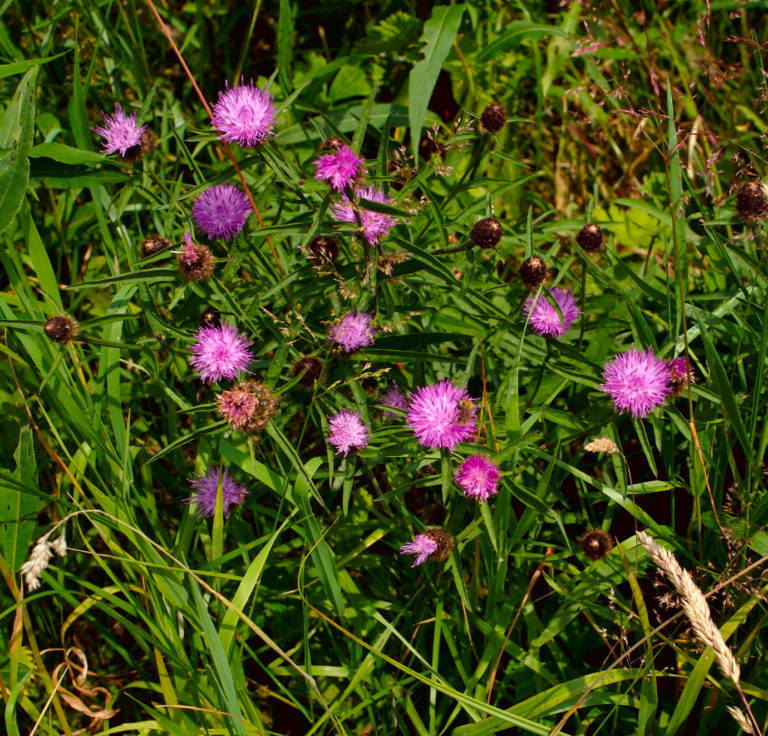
left=400, top=534, right=438, bottom=567
left=314, top=145, right=365, bottom=191
left=331, top=185, right=397, bottom=246
left=455, top=455, right=501, bottom=501
left=328, top=311, right=376, bottom=353
left=407, top=379, right=477, bottom=450
left=327, top=409, right=371, bottom=456
left=381, top=383, right=408, bottom=422
left=601, top=347, right=671, bottom=417
left=524, top=287, right=580, bottom=338
left=189, top=324, right=254, bottom=383
left=93, top=105, right=146, bottom=157
left=212, top=81, right=276, bottom=147
left=192, top=184, right=251, bottom=241
left=186, top=466, right=248, bottom=517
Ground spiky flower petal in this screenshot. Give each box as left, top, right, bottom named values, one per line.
left=454, top=455, right=500, bottom=501
left=407, top=380, right=477, bottom=450
left=186, top=466, right=247, bottom=517
left=327, top=409, right=370, bottom=456
left=524, top=287, right=580, bottom=337
left=314, top=144, right=364, bottom=191
left=190, top=324, right=253, bottom=383
left=192, top=185, right=251, bottom=241
left=601, top=347, right=671, bottom=418
left=328, top=311, right=376, bottom=353
left=331, top=185, right=396, bottom=246
left=93, top=105, right=146, bottom=157
left=212, top=81, right=276, bottom=147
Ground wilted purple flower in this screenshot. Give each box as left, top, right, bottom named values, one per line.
left=407, top=380, right=477, bottom=450
left=212, top=81, right=276, bottom=147
left=601, top=347, right=671, bottom=417
left=327, top=409, right=370, bottom=456
left=314, top=145, right=365, bottom=191
left=524, top=287, right=580, bottom=338
left=331, top=185, right=397, bottom=246
left=93, top=105, right=146, bottom=157
left=192, top=185, right=251, bottom=241
left=328, top=311, right=376, bottom=353
left=455, top=455, right=500, bottom=501
left=381, top=383, right=408, bottom=422
left=190, top=324, right=254, bottom=383
left=399, top=534, right=438, bottom=567
left=186, top=466, right=247, bottom=517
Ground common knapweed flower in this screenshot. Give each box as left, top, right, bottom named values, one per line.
left=93, top=104, right=146, bottom=157
left=190, top=323, right=253, bottom=383
left=579, top=529, right=614, bottom=560
left=455, top=455, right=500, bottom=501
left=178, top=232, right=215, bottom=281
left=407, top=380, right=477, bottom=450
left=576, top=224, right=603, bottom=253
left=524, top=287, right=580, bottom=338
left=186, top=467, right=247, bottom=517
left=327, top=409, right=370, bottom=456
left=381, top=383, right=408, bottom=422
left=44, top=315, right=77, bottom=344
left=217, top=380, right=277, bottom=433
left=314, top=144, right=364, bottom=191
left=212, top=81, right=276, bottom=147
left=400, top=529, right=455, bottom=567
left=601, top=347, right=671, bottom=417
left=328, top=311, right=376, bottom=353
left=331, top=185, right=397, bottom=246
left=519, top=256, right=547, bottom=288
left=192, top=185, right=251, bottom=241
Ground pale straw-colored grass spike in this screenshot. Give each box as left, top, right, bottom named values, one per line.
left=584, top=437, right=619, bottom=454
left=727, top=705, right=755, bottom=734
left=19, top=530, right=68, bottom=592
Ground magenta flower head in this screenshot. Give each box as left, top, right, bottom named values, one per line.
left=192, top=184, right=251, bottom=241
left=328, top=311, right=376, bottom=353
left=407, top=379, right=477, bottom=450
left=314, top=144, right=365, bottom=191
left=212, top=80, right=276, bottom=147
left=455, top=455, right=500, bottom=501
left=601, top=346, right=671, bottom=417
left=327, top=409, right=371, bottom=456
left=381, top=383, right=408, bottom=422
left=524, top=287, right=580, bottom=338
left=667, top=355, right=695, bottom=398
left=400, top=529, right=455, bottom=567
left=93, top=104, right=146, bottom=157
left=190, top=323, right=254, bottom=383
left=331, top=185, right=397, bottom=246
left=186, top=466, right=247, bottom=517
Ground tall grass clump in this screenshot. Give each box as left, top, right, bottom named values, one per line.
left=1, top=1, right=767, bottom=734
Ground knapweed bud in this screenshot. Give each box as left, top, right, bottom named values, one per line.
left=44, top=315, right=78, bottom=344
left=470, top=218, right=502, bottom=249
left=177, top=233, right=214, bottom=281
left=292, top=356, right=323, bottom=389
left=578, top=529, right=614, bottom=560
left=479, top=102, right=507, bottom=133
left=140, top=235, right=170, bottom=258
left=307, top=236, right=340, bottom=264
left=319, top=136, right=345, bottom=153
left=422, top=528, right=455, bottom=561
left=519, top=256, right=548, bottom=288
left=199, top=306, right=222, bottom=328
left=736, top=181, right=768, bottom=222
left=576, top=223, right=603, bottom=253
left=217, top=380, right=278, bottom=434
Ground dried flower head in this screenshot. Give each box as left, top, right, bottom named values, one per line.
left=666, top=356, right=695, bottom=398
left=190, top=323, right=253, bottom=383
left=455, top=455, right=500, bottom=501
left=186, top=466, right=248, bottom=517
left=579, top=529, right=614, bottom=560
left=328, top=311, right=376, bottom=353
left=584, top=437, right=619, bottom=454
left=327, top=409, right=371, bottom=456
left=576, top=224, right=604, bottom=253
left=519, top=256, right=548, bottom=288
left=407, top=380, right=477, bottom=450
left=177, top=232, right=215, bottom=281
left=470, top=218, right=502, bottom=249
left=314, top=144, right=365, bottom=191
left=736, top=181, right=768, bottom=222
left=331, top=185, right=397, bottom=246
left=93, top=104, right=147, bottom=158
left=140, top=235, right=170, bottom=258
left=292, top=356, right=323, bottom=389
left=524, top=287, right=580, bottom=338
left=199, top=306, right=222, bottom=328
left=212, top=81, right=276, bottom=147
left=44, top=315, right=77, bottom=344
left=381, top=383, right=408, bottom=422
left=601, top=347, right=671, bottom=418
left=192, top=185, right=251, bottom=241
left=217, top=379, right=277, bottom=433
left=400, top=529, right=455, bottom=567
left=479, top=102, right=507, bottom=133
left=307, top=236, right=340, bottom=264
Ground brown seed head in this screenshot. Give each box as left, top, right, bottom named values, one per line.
left=423, top=528, right=455, bottom=562
left=140, top=235, right=170, bottom=258
left=479, top=102, right=507, bottom=134
left=470, top=218, right=502, bottom=249
left=199, top=307, right=222, bottom=328
left=579, top=529, right=614, bottom=561
left=576, top=224, right=603, bottom=253
left=307, top=236, right=340, bottom=264
left=519, top=256, right=548, bottom=288
left=44, top=315, right=78, bottom=344
left=292, top=356, right=323, bottom=389
left=736, top=182, right=768, bottom=222
left=217, top=380, right=278, bottom=434
left=178, top=244, right=215, bottom=281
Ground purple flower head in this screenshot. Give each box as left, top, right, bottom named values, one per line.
left=601, top=347, right=671, bottom=417
left=190, top=323, right=254, bottom=383
left=328, top=311, right=376, bottom=353
left=212, top=81, right=276, bottom=147
left=455, top=455, right=501, bottom=501
left=186, top=466, right=247, bottom=517
left=331, top=185, right=397, bottom=246
left=400, top=534, right=438, bottom=567
left=327, top=409, right=371, bottom=456
left=314, top=145, right=365, bottom=191
left=192, top=185, right=251, bottom=241
left=93, top=105, right=146, bottom=157
left=381, top=383, right=408, bottom=422
left=407, top=379, right=477, bottom=450
left=524, top=287, right=580, bottom=338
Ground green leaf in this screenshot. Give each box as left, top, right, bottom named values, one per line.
left=28, top=142, right=104, bottom=164
left=408, top=4, right=464, bottom=161
left=0, top=52, right=69, bottom=80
